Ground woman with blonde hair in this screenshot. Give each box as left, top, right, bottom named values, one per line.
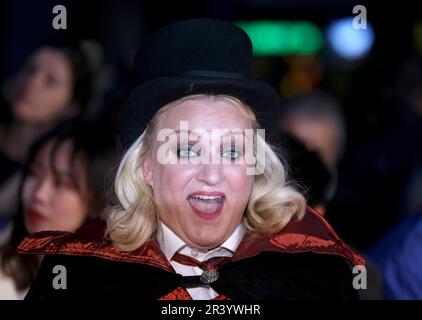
left=18, top=19, right=364, bottom=300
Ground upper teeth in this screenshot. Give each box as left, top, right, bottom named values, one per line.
left=190, top=195, right=223, bottom=200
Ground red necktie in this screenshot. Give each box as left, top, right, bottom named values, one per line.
left=172, top=252, right=230, bottom=284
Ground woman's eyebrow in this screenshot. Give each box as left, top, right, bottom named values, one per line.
left=171, top=130, right=200, bottom=141
left=49, top=167, right=73, bottom=179
left=165, top=129, right=251, bottom=146
left=219, top=131, right=251, bottom=146
left=220, top=130, right=245, bottom=138
left=168, top=129, right=193, bottom=137
left=173, top=129, right=247, bottom=136
left=54, top=170, right=73, bottom=177
left=29, top=160, right=44, bottom=169
left=174, top=129, right=190, bottom=134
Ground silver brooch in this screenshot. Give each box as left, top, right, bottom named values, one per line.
left=200, top=270, right=219, bottom=284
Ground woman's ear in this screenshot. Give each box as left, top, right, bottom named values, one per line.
left=142, top=157, right=153, bottom=187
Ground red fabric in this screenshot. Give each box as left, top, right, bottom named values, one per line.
left=18, top=207, right=365, bottom=272
left=158, top=286, right=231, bottom=300
left=159, top=287, right=192, bottom=300
left=233, top=207, right=365, bottom=266
left=17, top=219, right=175, bottom=272
left=172, top=253, right=230, bottom=271
left=213, top=294, right=231, bottom=300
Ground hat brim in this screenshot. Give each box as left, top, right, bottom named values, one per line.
left=119, top=75, right=280, bottom=149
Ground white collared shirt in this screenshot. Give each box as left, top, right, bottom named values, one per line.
left=155, top=221, right=246, bottom=300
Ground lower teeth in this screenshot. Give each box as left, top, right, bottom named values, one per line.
left=188, top=197, right=224, bottom=213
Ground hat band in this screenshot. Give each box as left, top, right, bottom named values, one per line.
left=182, top=70, right=246, bottom=79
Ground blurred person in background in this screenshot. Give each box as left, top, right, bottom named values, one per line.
left=277, top=131, right=383, bottom=299
left=327, top=55, right=422, bottom=250
left=0, top=121, right=118, bottom=299
left=0, top=42, right=94, bottom=242
left=364, top=56, right=422, bottom=298
left=278, top=91, right=347, bottom=208
left=276, top=130, right=332, bottom=216
left=386, top=55, right=422, bottom=219
left=366, top=208, right=422, bottom=299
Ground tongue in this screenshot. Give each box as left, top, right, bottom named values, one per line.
left=188, top=198, right=223, bottom=213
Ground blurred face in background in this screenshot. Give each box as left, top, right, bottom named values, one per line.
left=22, top=139, right=89, bottom=234
left=281, top=115, right=340, bottom=169
left=11, top=47, right=75, bottom=124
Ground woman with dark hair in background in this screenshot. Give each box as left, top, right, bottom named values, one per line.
left=0, top=121, right=118, bottom=299
left=0, top=43, right=94, bottom=238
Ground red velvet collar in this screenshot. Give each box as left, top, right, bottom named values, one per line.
left=18, top=207, right=365, bottom=272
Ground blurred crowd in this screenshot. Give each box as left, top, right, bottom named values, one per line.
left=0, top=1, right=421, bottom=300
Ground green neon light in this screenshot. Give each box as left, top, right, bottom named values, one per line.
left=236, top=20, right=324, bottom=56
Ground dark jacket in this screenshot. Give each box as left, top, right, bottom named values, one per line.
left=366, top=210, right=422, bottom=299
left=18, top=207, right=364, bottom=300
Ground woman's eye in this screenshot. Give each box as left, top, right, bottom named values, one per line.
left=222, top=146, right=241, bottom=160
left=45, top=74, right=58, bottom=87
left=53, top=177, right=65, bottom=188
left=23, top=64, right=37, bottom=77
left=53, top=176, right=74, bottom=189
left=177, top=145, right=199, bottom=158
left=27, top=167, right=40, bottom=177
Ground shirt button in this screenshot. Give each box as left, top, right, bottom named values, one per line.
left=191, top=249, right=199, bottom=257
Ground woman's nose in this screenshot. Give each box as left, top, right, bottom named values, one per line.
left=196, top=163, right=223, bottom=186
left=32, top=178, right=51, bottom=204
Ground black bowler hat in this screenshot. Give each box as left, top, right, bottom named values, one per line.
left=119, top=18, right=280, bottom=149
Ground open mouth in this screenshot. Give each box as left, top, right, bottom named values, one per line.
left=187, top=193, right=225, bottom=219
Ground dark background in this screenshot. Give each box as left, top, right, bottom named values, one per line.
left=1, top=0, right=421, bottom=250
